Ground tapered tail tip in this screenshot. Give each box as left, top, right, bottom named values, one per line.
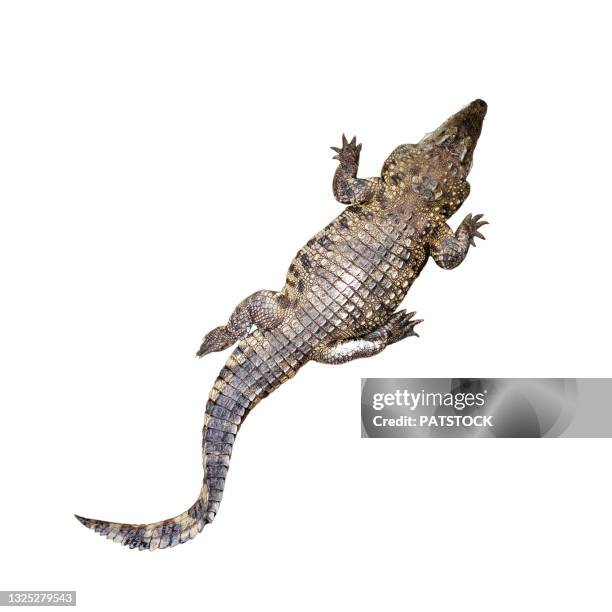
left=73, top=493, right=209, bottom=550
left=74, top=514, right=90, bottom=526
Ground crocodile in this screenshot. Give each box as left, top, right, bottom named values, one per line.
left=76, top=99, right=488, bottom=549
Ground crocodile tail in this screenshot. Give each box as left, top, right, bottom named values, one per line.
left=74, top=486, right=210, bottom=550
left=75, top=325, right=310, bottom=550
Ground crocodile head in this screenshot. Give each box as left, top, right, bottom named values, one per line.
left=420, top=98, right=487, bottom=173
left=381, top=99, right=487, bottom=218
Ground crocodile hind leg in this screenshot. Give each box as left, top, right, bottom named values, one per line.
left=311, top=310, right=423, bottom=365
left=196, top=290, right=288, bottom=358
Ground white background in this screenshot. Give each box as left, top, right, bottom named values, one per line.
left=1, top=1, right=611, bottom=610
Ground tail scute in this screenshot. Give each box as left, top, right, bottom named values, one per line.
left=74, top=488, right=209, bottom=550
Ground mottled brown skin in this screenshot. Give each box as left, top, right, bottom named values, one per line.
left=76, top=100, right=488, bottom=550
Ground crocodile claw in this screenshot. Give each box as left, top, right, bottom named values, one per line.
left=331, top=134, right=362, bottom=163
left=384, top=310, right=424, bottom=343
left=462, top=213, right=489, bottom=247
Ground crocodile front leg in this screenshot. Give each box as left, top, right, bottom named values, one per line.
left=331, top=134, right=381, bottom=205
left=429, top=213, right=488, bottom=270
left=311, top=310, right=422, bottom=364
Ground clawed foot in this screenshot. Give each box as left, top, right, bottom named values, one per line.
left=461, top=213, right=489, bottom=246
left=331, top=134, right=362, bottom=166
left=196, top=326, right=235, bottom=358
left=382, top=310, right=424, bottom=344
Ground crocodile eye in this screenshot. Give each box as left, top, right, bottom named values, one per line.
left=435, top=126, right=458, bottom=145
left=448, top=136, right=472, bottom=161
left=412, top=175, right=443, bottom=201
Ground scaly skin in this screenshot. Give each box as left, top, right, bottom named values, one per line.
left=76, top=99, right=488, bottom=549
